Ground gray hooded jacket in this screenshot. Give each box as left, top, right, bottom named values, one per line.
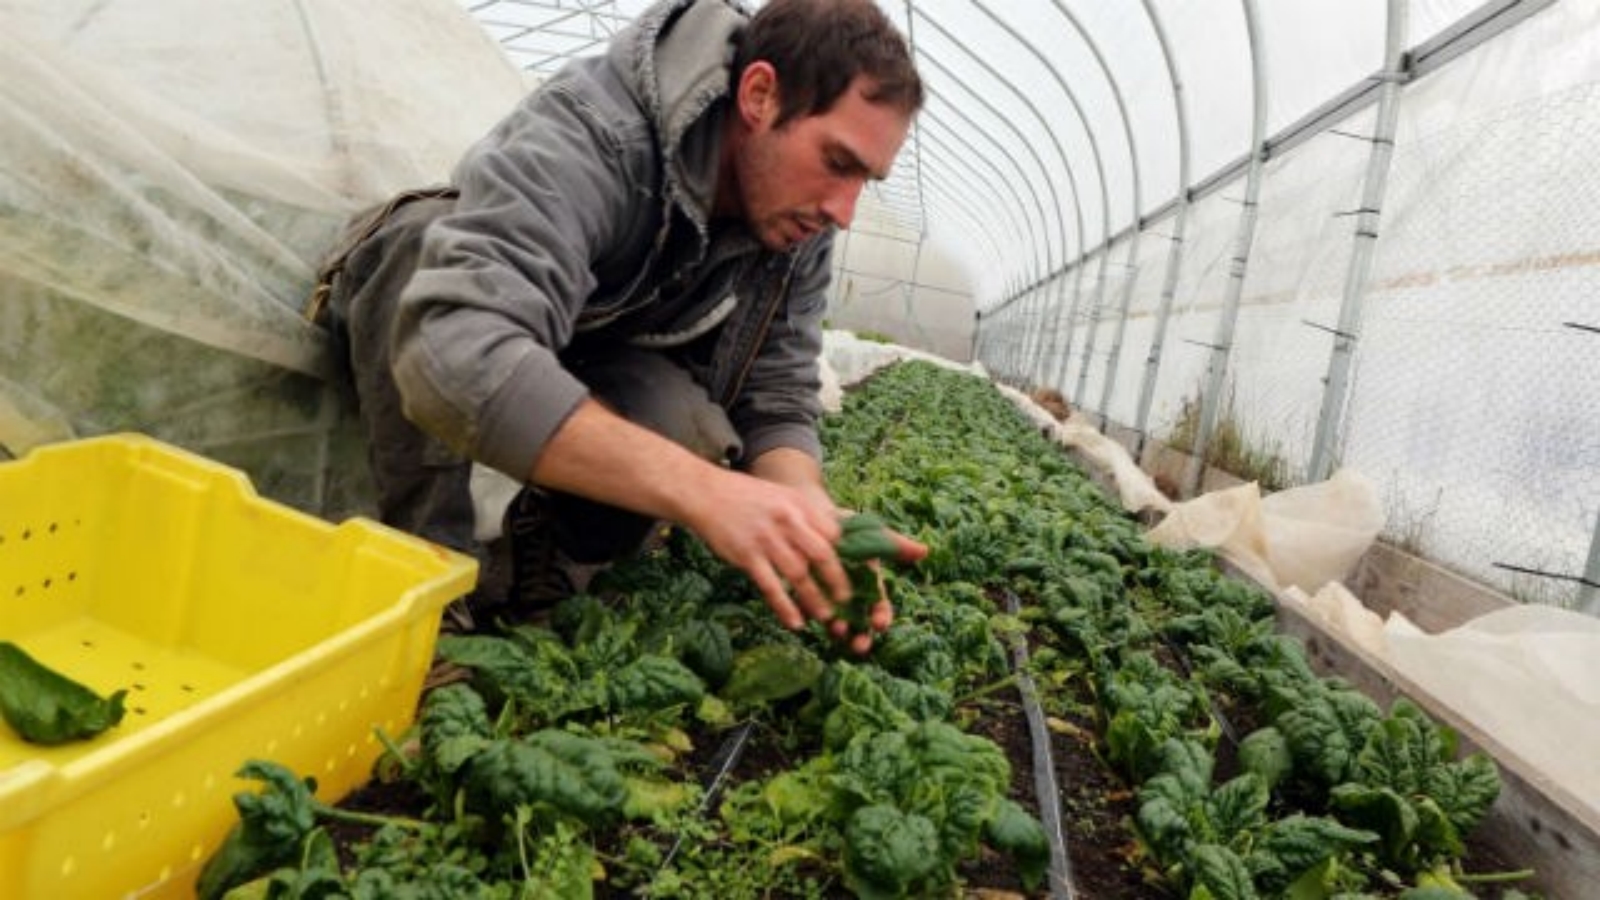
left=393, top=0, right=831, bottom=484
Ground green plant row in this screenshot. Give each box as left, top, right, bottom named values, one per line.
left=824, top=362, right=1534, bottom=900
left=196, top=360, right=1534, bottom=899
left=194, top=371, right=1058, bottom=897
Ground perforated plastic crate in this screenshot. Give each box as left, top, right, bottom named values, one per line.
left=0, top=434, right=477, bottom=898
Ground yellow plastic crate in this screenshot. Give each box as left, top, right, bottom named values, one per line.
left=0, top=434, right=477, bottom=898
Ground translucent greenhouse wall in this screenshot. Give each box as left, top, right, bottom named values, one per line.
left=0, top=0, right=529, bottom=515
left=825, top=206, right=975, bottom=363
left=977, top=1, right=1600, bottom=611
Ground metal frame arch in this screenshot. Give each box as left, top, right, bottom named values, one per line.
left=1185, top=0, right=1269, bottom=495
left=911, top=34, right=1081, bottom=380
left=1131, top=0, right=1196, bottom=455
left=1037, top=0, right=1152, bottom=423
left=918, top=116, right=1042, bottom=273
left=924, top=191, right=1010, bottom=286
left=916, top=87, right=1058, bottom=374
left=964, top=0, right=1109, bottom=392
left=919, top=50, right=1064, bottom=277
left=1021, top=0, right=1148, bottom=408
left=917, top=119, right=1045, bottom=349
left=917, top=131, right=1046, bottom=374
left=913, top=12, right=1083, bottom=385
left=916, top=150, right=1029, bottom=286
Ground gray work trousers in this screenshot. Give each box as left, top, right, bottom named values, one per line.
left=321, top=194, right=741, bottom=598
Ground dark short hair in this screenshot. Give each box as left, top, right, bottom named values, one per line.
left=731, top=0, right=924, bottom=127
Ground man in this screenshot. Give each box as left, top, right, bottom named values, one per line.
left=320, top=0, right=925, bottom=653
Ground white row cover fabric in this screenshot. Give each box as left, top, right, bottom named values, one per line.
left=1288, top=583, right=1600, bottom=822
left=0, top=0, right=526, bottom=509
left=1147, top=470, right=1387, bottom=594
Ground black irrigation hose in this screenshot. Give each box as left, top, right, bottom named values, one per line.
left=1157, top=633, right=1242, bottom=748
left=655, top=719, right=756, bottom=875
left=1002, top=588, right=1077, bottom=900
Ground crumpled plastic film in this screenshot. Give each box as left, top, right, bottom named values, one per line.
left=822, top=330, right=982, bottom=387
left=1148, top=469, right=1386, bottom=594
left=1383, top=604, right=1600, bottom=818
left=0, top=0, right=526, bottom=512
left=1057, top=413, right=1174, bottom=515
left=1281, top=582, right=1389, bottom=656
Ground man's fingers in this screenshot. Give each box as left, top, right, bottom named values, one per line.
left=788, top=571, right=837, bottom=624
left=869, top=598, right=894, bottom=632
left=750, top=562, right=805, bottom=630
left=812, top=552, right=851, bottom=604
left=770, top=542, right=838, bottom=624
left=788, top=517, right=850, bottom=603
left=891, top=530, right=929, bottom=563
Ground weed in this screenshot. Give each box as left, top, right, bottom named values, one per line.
left=1165, top=389, right=1289, bottom=491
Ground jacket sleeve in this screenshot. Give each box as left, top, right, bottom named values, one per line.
left=392, top=77, right=651, bottom=482
left=729, top=234, right=832, bottom=465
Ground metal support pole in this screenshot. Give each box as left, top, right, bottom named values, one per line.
left=1072, top=250, right=1113, bottom=407
left=1132, top=0, right=1192, bottom=460
left=1309, top=0, right=1408, bottom=482
left=1581, top=509, right=1600, bottom=615
left=1185, top=0, right=1267, bottom=497
left=1097, top=254, right=1143, bottom=428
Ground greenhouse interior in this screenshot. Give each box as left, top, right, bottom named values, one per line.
left=2, top=0, right=1598, bottom=897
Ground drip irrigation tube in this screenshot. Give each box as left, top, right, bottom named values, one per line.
left=656, top=719, right=756, bottom=874
left=1159, top=633, right=1242, bottom=747
left=1002, top=588, right=1077, bottom=900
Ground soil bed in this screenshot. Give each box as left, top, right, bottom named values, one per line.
left=960, top=696, right=1049, bottom=896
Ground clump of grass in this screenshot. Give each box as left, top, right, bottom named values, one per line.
left=1166, top=390, right=1289, bottom=492
left=852, top=329, right=898, bottom=345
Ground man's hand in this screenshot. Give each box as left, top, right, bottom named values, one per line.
left=683, top=472, right=930, bottom=654
left=530, top=402, right=926, bottom=651
left=744, top=451, right=930, bottom=653
left=681, top=465, right=848, bottom=630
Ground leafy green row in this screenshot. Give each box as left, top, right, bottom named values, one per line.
left=200, top=358, right=1530, bottom=899
left=822, top=362, right=1530, bottom=900
left=197, top=371, right=1045, bottom=898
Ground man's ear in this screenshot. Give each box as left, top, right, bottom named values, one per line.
left=736, top=60, right=781, bottom=128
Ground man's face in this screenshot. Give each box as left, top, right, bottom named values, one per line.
left=734, top=74, right=913, bottom=251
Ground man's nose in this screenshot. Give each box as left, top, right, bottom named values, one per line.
left=821, top=179, right=863, bottom=229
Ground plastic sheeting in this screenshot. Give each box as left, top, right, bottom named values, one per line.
left=1148, top=469, right=1387, bottom=594
left=0, top=0, right=527, bottom=512
left=1286, top=583, right=1600, bottom=821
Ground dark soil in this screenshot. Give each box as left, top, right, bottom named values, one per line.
left=961, top=697, right=1048, bottom=897
left=1047, top=706, right=1174, bottom=900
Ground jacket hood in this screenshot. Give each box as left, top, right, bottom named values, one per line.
left=609, top=0, right=749, bottom=234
